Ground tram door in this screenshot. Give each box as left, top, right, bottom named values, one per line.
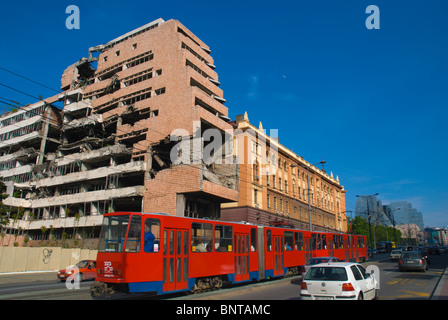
left=344, top=236, right=350, bottom=261
left=234, top=233, right=250, bottom=282
left=163, top=228, right=189, bottom=292
left=328, top=236, right=334, bottom=257
left=273, top=235, right=284, bottom=276
left=304, top=237, right=311, bottom=262
left=352, top=236, right=359, bottom=262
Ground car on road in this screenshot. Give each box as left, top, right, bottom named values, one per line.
left=300, top=262, right=379, bottom=300
left=428, top=247, right=440, bottom=255
left=57, top=260, right=97, bottom=282
left=389, top=249, right=402, bottom=261
left=302, top=257, right=342, bottom=277
left=398, top=251, right=427, bottom=272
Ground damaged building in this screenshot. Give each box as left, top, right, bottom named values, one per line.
left=0, top=18, right=238, bottom=247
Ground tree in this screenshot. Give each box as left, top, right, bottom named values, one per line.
left=0, top=180, right=10, bottom=229
left=350, top=215, right=402, bottom=246
left=350, top=216, right=369, bottom=237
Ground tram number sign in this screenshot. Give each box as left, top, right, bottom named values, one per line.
left=104, top=261, right=114, bottom=277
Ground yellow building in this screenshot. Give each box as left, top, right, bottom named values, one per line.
left=221, top=112, right=347, bottom=232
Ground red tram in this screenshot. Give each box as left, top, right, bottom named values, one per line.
left=91, top=212, right=367, bottom=298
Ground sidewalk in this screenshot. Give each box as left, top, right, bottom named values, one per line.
left=0, top=271, right=57, bottom=285
left=431, top=265, right=448, bottom=300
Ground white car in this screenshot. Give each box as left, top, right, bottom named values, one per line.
left=389, top=249, right=402, bottom=261
left=302, top=257, right=342, bottom=278
left=300, top=262, right=379, bottom=300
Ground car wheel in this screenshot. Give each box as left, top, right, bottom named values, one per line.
left=358, top=292, right=364, bottom=300
left=373, top=289, right=380, bottom=300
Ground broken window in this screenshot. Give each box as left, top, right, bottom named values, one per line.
left=154, top=87, right=166, bottom=96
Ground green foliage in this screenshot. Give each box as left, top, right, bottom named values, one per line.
left=349, top=215, right=402, bottom=246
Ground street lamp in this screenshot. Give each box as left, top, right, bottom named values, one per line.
left=356, top=193, right=379, bottom=258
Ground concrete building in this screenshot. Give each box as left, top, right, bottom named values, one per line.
left=0, top=18, right=238, bottom=246
left=355, top=195, right=389, bottom=226
left=384, top=201, right=424, bottom=231
left=221, top=113, right=348, bottom=232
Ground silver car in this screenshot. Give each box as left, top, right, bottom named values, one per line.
left=398, top=251, right=428, bottom=272
left=390, top=249, right=402, bottom=261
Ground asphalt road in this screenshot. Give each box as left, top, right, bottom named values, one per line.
left=0, top=253, right=446, bottom=300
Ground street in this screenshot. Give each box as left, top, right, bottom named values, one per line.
left=0, top=253, right=446, bottom=300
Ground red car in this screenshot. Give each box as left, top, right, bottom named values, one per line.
left=58, top=260, right=97, bottom=282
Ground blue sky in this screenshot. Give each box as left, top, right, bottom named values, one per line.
left=0, top=0, right=447, bottom=227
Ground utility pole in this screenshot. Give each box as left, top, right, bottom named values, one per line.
left=356, top=193, right=378, bottom=258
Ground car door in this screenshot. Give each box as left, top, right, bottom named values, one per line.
left=355, top=264, right=376, bottom=299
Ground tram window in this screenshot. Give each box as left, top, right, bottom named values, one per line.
left=125, top=215, right=141, bottom=252
left=250, top=228, right=257, bottom=252
left=163, top=231, right=167, bottom=255
left=322, top=234, right=327, bottom=249
left=177, top=231, right=182, bottom=255
left=98, top=215, right=129, bottom=253
left=214, top=225, right=233, bottom=252
left=191, top=222, right=212, bottom=252
left=170, top=230, right=174, bottom=255
left=266, top=230, right=272, bottom=251
left=312, top=234, right=316, bottom=250
left=184, top=231, right=189, bottom=255
left=359, top=237, right=365, bottom=248
left=144, top=218, right=160, bottom=252
left=295, top=232, right=303, bottom=250
left=284, top=231, right=294, bottom=251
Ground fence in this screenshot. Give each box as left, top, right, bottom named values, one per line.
left=0, top=246, right=98, bottom=273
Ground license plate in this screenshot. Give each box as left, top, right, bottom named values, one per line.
left=406, top=260, right=415, bottom=263
left=315, top=296, right=334, bottom=300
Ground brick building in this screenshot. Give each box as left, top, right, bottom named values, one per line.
left=0, top=18, right=238, bottom=246
left=1, top=18, right=347, bottom=247
left=221, top=113, right=348, bottom=233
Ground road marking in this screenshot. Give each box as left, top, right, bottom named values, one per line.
left=398, top=289, right=430, bottom=297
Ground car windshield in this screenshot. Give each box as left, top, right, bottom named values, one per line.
left=306, top=258, right=329, bottom=265
left=76, top=260, right=91, bottom=268
left=402, top=252, right=420, bottom=259
left=391, top=250, right=401, bottom=254
left=305, top=266, right=348, bottom=281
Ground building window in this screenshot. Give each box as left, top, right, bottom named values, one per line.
left=154, top=87, right=166, bottom=96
